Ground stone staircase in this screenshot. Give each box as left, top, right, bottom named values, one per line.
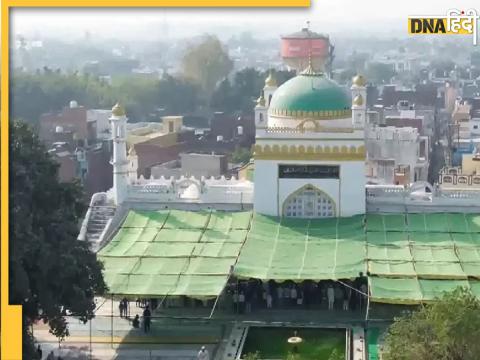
left=78, top=192, right=116, bottom=251
left=86, top=205, right=116, bottom=245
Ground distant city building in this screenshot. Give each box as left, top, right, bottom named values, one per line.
left=39, top=101, right=95, bottom=146
left=452, top=99, right=472, bottom=140
left=210, top=112, right=254, bottom=144
left=366, top=125, right=429, bottom=185
left=87, top=109, right=111, bottom=140
left=126, top=116, right=190, bottom=178
left=39, top=101, right=113, bottom=197
left=372, top=50, right=422, bottom=74
left=439, top=153, right=480, bottom=190
left=150, top=153, right=228, bottom=179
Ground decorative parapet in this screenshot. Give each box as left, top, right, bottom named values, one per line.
left=126, top=175, right=254, bottom=204
left=268, top=108, right=352, bottom=120
left=253, top=143, right=366, bottom=161
left=263, top=125, right=355, bottom=134
left=366, top=183, right=480, bottom=205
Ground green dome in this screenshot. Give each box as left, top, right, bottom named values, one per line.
left=269, top=73, right=351, bottom=119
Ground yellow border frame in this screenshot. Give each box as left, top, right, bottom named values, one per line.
left=0, top=1, right=310, bottom=359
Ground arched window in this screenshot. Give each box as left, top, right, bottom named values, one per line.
left=259, top=113, right=263, bottom=122
left=283, top=185, right=336, bottom=218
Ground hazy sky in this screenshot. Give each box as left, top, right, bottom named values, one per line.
left=11, top=0, right=480, bottom=40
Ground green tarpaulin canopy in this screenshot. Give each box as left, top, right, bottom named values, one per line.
left=98, top=210, right=252, bottom=298
left=234, top=214, right=366, bottom=281
left=98, top=210, right=480, bottom=303
left=370, top=277, right=480, bottom=304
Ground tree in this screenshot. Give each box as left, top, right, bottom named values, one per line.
left=382, top=287, right=480, bottom=360
left=210, top=78, right=235, bottom=112
left=9, top=120, right=107, bottom=358
left=182, top=35, right=233, bottom=100
left=231, top=146, right=252, bottom=164
left=10, top=69, right=202, bottom=125
left=365, top=62, right=395, bottom=84
left=156, top=74, right=201, bottom=115
left=210, top=68, right=296, bottom=115
left=10, top=70, right=114, bottom=124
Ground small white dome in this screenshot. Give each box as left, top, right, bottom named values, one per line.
left=69, top=100, right=78, bottom=108
left=55, top=126, right=64, bottom=133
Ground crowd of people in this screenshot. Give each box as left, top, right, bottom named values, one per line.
left=118, top=297, right=130, bottom=318
left=225, top=277, right=369, bottom=314
left=115, top=297, right=154, bottom=333
left=113, top=277, right=368, bottom=336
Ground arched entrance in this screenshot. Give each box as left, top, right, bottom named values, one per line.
left=283, top=184, right=336, bottom=218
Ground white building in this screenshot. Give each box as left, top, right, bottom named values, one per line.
left=87, top=109, right=112, bottom=140
left=253, top=68, right=366, bottom=217
left=366, top=125, right=429, bottom=184
left=103, top=68, right=367, bottom=219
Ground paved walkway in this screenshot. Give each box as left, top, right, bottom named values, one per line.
left=37, top=342, right=209, bottom=360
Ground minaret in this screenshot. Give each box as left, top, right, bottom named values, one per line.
left=263, top=70, right=278, bottom=107
left=110, top=103, right=129, bottom=205
left=351, top=74, right=367, bottom=128
left=255, top=91, right=267, bottom=128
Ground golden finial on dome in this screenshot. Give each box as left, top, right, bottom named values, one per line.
left=112, top=102, right=126, bottom=117
left=353, top=94, right=364, bottom=106
left=256, top=92, right=266, bottom=107
left=265, top=70, right=277, bottom=87
left=300, top=48, right=321, bottom=76
left=352, top=74, right=366, bottom=87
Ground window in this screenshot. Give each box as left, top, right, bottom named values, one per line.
left=283, top=185, right=336, bottom=218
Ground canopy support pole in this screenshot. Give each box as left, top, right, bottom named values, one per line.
left=365, top=290, right=370, bottom=324
left=111, top=294, right=114, bottom=348
left=236, top=278, right=239, bottom=315
left=159, top=293, right=169, bottom=309
left=209, top=293, right=221, bottom=319
left=89, top=317, right=92, bottom=360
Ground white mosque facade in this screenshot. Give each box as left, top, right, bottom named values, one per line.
left=81, top=66, right=480, bottom=240
left=103, top=68, right=370, bottom=221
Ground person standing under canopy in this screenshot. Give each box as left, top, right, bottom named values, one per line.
left=327, top=284, right=335, bottom=310
left=143, top=306, right=152, bottom=333
left=197, top=345, right=210, bottom=360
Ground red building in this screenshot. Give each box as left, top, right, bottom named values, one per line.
left=39, top=101, right=96, bottom=146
